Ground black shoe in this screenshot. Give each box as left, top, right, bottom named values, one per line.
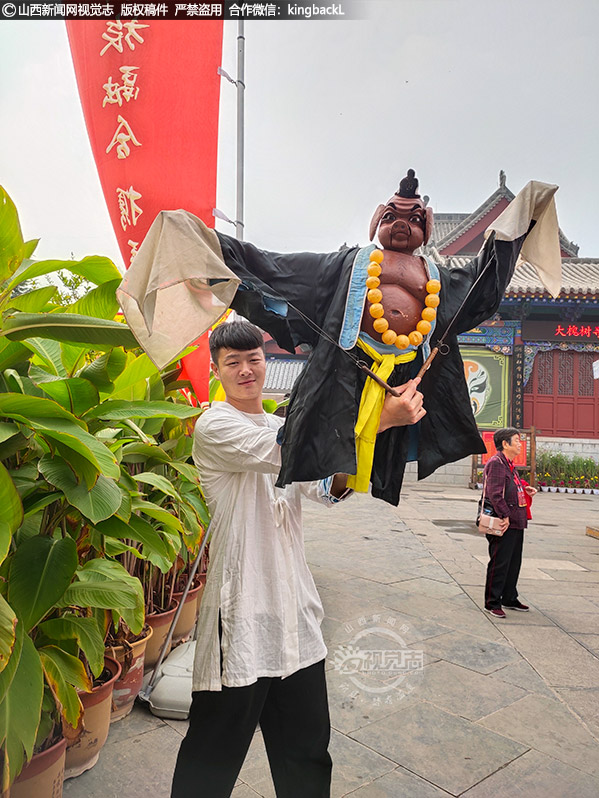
left=502, top=600, right=529, bottom=612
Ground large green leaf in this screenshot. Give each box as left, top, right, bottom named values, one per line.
left=7, top=254, right=122, bottom=292
left=0, top=462, right=23, bottom=540
left=60, top=580, right=140, bottom=611
left=65, top=279, right=121, bottom=320
left=76, top=560, right=144, bottom=634
left=38, top=455, right=121, bottom=522
left=38, top=646, right=85, bottom=729
left=0, top=337, right=31, bottom=371
left=32, top=417, right=119, bottom=480
left=0, top=594, right=17, bottom=677
left=135, top=472, right=179, bottom=498
left=96, top=513, right=172, bottom=564
left=86, top=399, right=202, bottom=421
left=22, top=491, right=61, bottom=519
left=0, top=633, right=43, bottom=790
left=38, top=616, right=104, bottom=679
left=79, top=348, right=127, bottom=393
left=121, top=442, right=172, bottom=465
left=1, top=312, right=138, bottom=350
left=60, top=342, right=88, bottom=377
left=5, top=285, right=57, bottom=313
left=109, top=352, right=158, bottom=400
left=0, top=186, right=26, bottom=283
left=132, top=499, right=184, bottom=533
left=38, top=377, right=99, bottom=416
left=0, top=522, right=11, bottom=569
left=8, top=535, right=77, bottom=631
left=23, top=337, right=67, bottom=376
left=169, top=461, right=200, bottom=483
left=0, top=618, right=23, bottom=705
left=0, top=392, right=85, bottom=427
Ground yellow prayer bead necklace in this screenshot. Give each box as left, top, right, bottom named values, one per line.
left=366, top=248, right=441, bottom=349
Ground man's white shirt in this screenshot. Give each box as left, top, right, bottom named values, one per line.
left=192, top=401, right=342, bottom=691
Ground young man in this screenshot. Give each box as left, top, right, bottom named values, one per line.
left=171, top=320, right=425, bottom=798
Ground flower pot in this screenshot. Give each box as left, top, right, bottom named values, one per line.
left=584, top=489, right=592, bottom=495
left=106, top=625, right=154, bottom=722
left=64, top=656, right=121, bottom=780
left=594, top=489, right=599, bottom=495
left=9, top=736, right=66, bottom=798
left=566, top=488, right=575, bottom=494
left=172, top=580, right=205, bottom=644
left=540, top=486, right=548, bottom=492
left=557, top=487, right=566, bottom=493
left=575, top=488, right=584, bottom=494
left=549, top=487, right=557, bottom=492
left=144, top=600, right=180, bottom=670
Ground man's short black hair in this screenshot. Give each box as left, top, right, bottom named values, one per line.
left=209, top=319, right=265, bottom=365
left=493, top=427, right=520, bottom=451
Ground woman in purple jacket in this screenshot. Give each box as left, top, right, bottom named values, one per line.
left=483, top=428, right=537, bottom=619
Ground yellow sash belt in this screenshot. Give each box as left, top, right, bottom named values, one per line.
left=346, top=338, right=416, bottom=493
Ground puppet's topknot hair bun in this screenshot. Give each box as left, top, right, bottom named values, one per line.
left=397, top=169, right=420, bottom=199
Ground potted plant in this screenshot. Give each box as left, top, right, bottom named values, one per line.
left=0, top=186, right=207, bottom=788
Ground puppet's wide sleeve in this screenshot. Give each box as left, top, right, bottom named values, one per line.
left=441, top=181, right=561, bottom=336
left=117, top=209, right=349, bottom=368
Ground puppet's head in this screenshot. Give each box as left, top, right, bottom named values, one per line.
left=369, top=169, right=434, bottom=253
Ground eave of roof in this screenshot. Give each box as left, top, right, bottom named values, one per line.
left=444, top=256, right=599, bottom=297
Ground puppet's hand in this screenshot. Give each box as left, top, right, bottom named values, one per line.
left=378, top=379, right=426, bottom=433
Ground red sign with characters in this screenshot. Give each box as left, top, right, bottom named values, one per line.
left=481, top=431, right=527, bottom=467
left=67, top=19, right=224, bottom=400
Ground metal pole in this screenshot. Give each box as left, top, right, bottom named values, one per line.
left=236, top=20, right=245, bottom=241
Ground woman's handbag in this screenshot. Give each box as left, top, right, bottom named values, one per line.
left=476, top=472, right=506, bottom=536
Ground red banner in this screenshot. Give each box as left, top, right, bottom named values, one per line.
left=67, top=19, right=224, bottom=398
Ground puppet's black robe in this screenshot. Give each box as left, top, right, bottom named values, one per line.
left=215, top=230, right=527, bottom=506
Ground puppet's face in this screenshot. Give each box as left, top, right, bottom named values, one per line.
left=377, top=197, right=427, bottom=253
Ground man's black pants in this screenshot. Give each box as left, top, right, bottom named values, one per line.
left=171, top=659, right=332, bottom=798
left=485, top=528, right=524, bottom=609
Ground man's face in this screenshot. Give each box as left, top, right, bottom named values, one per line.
left=377, top=196, right=427, bottom=253
left=212, top=347, right=266, bottom=405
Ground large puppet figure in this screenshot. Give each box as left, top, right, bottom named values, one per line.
left=118, top=173, right=561, bottom=505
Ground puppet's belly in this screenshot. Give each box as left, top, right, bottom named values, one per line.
left=361, top=284, right=424, bottom=339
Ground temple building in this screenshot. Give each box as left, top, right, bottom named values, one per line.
left=427, top=173, right=599, bottom=457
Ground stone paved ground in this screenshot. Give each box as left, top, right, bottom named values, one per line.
left=63, top=486, right=599, bottom=797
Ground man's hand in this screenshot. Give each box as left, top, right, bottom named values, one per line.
left=499, top=517, right=510, bottom=533
left=524, top=485, right=537, bottom=497
left=378, top=378, right=426, bottom=433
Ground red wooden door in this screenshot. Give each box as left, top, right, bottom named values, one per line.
left=523, top=350, right=599, bottom=436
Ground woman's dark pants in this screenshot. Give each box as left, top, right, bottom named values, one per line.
left=485, top=528, right=524, bottom=609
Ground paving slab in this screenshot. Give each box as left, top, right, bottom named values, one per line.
left=231, top=785, right=262, bottom=797
left=351, top=701, right=527, bottom=796
left=490, top=659, right=556, bottom=699
left=326, top=666, right=420, bottom=734
left=555, top=687, right=599, bottom=739
left=479, top=693, right=599, bottom=777
left=345, top=766, right=450, bottom=796
left=414, top=660, right=528, bottom=720
left=539, top=609, right=599, bottom=634
left=419, top=630, right=521, bottom=674
left=461, top=749, right=599, bottom=798
left=63, top=723, right=182, bottom=798
left=500, top=624, right=599, bottom=688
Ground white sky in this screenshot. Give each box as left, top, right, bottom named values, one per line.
left=1, top=0, right=598, bottom=271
